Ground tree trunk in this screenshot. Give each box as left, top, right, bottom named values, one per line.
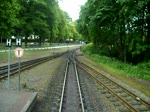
left=147, top=2, right=150, bottom=43
left=145, top=1, right=150, bottom=61
left=141, top=6, right=145, bottom=38
left=0, top=31, right=4, bottom=44
left=0, top=35, right=2, bottom=44
left=119, top=22, right=126, bottom=63
left=25, top=36, right=28, bottom=48
left=39, top=37, right=41, bottom=46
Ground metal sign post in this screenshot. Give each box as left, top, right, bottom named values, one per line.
left=18, top=57, right=21, bottom=91
left=15, top=38, right=23, bottom=91
left=6, top=37, right=22, bottom=90
left=14, top=47, right=24, bottom=91
left=8, top=47, right=11, bottom=89
left=6, top=38, right=12, bottom=89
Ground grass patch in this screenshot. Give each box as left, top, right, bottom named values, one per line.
left=82, top=43, right=150, bottom=80
left=81, top=43, right=150, bottom=96
left=0, top=47, right=68, bottom=64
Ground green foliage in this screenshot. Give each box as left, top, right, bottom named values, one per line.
left=0, top=0, right=20, bottom=38
left=0, top=0, right=81, bottom=45
left=81, top=44, right=150, bottom=80
left=82, top=43, right=110, bottom=56
left=78, top=0, right=150, bottom=63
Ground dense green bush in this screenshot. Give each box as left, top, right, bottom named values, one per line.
left=81, top=44, right=150, bottom=80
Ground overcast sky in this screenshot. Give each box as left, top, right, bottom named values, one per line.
left=58, top=0, right=87, bottom=21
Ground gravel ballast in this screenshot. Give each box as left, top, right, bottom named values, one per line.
left=0, top=47, right=149, bottom=112
left=0, top=54, right=67, bottom=112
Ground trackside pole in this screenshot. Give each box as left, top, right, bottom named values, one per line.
left=18, top=57, right=21, bottom=91
left=14, top=47, right=24, bottom=91
left=6, top=38, right=12, bottom=90
left=15, top=38, right=23, bottom=91
left=8, top=47, right=11, bottom=89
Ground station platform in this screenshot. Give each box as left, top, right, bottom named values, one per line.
left=0, top=89, right=37, bottom=112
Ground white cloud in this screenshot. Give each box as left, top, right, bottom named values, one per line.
left=58, top=0, right=87, bottom=21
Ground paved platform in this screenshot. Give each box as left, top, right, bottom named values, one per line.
left=0, top=89, right=37, bottom=112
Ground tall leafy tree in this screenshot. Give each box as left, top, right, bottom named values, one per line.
left=0, top=0, right=20, bottom=43
left=0, top=0, right=81, bottom=47
left=17, top=0, right=50, bottom=46
left=78, top=0, right=150, bottom=63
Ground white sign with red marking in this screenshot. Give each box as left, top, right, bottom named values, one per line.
left=14, top=47, right=24, bottom=58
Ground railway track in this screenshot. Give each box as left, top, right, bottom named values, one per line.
left=77, top=60, right=150, bottom=112
left=0, top=51, right=67, bottom=79
left=58, top=53, right=85, bottom=112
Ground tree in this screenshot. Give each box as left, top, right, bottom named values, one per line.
left=78, top=0, right=150, bottom=63
left=0, top=0, right=20, bottom=43
left=0, top=0, right=81, bottom=47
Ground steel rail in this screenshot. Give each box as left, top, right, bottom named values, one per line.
left=79, top=60, right=150, bottom=108
left=58, top=52, right=85, bottom=112
left=58, top=58, right=69, bottom=112
left=69, top=51, right=85, bottom=112
left=0, top=52, right=67, bottom=79
left=76, top=60, right=150, bottom=112
left=0, top=58, right=51, bottom=79
left=78, top=61, right=150, bottom=109
left=73, top=58, right=85, bottom=112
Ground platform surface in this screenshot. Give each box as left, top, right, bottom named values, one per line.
left=0, top=89, right=37, bottom=112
